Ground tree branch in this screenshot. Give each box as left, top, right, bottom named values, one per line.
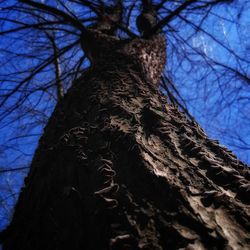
left=19, top=0, right=86, bottom=32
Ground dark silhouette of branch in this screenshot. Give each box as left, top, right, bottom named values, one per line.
left=0, top=166, right=29, bottom=174
left=0, top=39, right=80, bottom=109
left=19, top=0, right=86, bottom=32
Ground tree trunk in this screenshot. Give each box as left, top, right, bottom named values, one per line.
left=1, top=31, right=250, bottom=250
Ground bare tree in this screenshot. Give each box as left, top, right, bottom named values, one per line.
left=0, top=0, right=249, bottom=249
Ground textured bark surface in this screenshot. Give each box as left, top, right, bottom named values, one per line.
left=1, top=31, right=250, bottom=250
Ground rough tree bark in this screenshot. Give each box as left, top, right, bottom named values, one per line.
left=1, top=25, right=250, bottom=250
